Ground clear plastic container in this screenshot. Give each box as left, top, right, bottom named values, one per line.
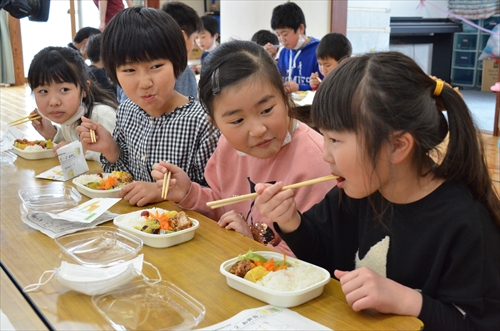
left=18, top=186, right=81, bottom=212
left=92, top=280, right=206, bottom=330
left=55, top=227, right=143, bottom=267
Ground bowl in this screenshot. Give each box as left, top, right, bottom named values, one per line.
left=73, top=173, right=124, bottom=198
left=220, top=251, right=330, bottom=307
left=18, top=186, right=82, bottom=213
left=12, top=146, right=55, bottom=160
left=55, top=226, right=143, bottom=267
left=291, top=91, right=308, bottom=101
left=92, top=280, right=206, bottom=331
left=113, top=208, right=199, bottom=248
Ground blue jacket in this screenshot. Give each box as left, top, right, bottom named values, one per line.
left=277, top=37, right=322, bottom=91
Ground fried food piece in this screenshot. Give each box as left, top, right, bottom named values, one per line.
left=229, top=260, right=254, bottom=278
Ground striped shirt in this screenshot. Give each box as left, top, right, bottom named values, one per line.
left=101, top=97, right=220, bottom=186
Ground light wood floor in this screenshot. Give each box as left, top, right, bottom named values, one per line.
left=1, top=84, right=499, bottom=195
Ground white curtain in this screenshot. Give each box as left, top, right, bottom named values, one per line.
left=0, top=11, right=15, bottom=85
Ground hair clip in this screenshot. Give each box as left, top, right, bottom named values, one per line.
left=211, top=68, right=220, bottom=95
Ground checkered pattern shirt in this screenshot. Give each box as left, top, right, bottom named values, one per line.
left=101, top=97, right=220, bottom=186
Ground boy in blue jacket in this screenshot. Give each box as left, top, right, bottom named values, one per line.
left=268, top=2, right=321, bottom=92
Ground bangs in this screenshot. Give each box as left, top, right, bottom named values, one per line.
left=28, top=50, right=80, bottom=89
left=104, top=8, right=186, bottom=72
left=311, top=58, right=367, bottom=133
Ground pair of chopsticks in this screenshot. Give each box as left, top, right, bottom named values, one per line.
left=8, top=114, right=41, bottom=126
left=206, top=175, right=338, bottom=209
left=89, top=129, right=96, bottom=143
left=161, top=169, right=172, bottom=200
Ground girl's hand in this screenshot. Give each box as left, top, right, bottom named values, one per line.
left=254, top=182, right=301, bottom=233
left=31, top=109, right=56, bottom=140
left=283, top=81, right=299, bottom=93
left=218, top=210, right=253, bottom=239
left=151, top=161, right=191, bottom=203
left=119, top=181, right=163, bottom=207
left=52, top=141, right=69, bottom=155
left=76, top=116, right=119, bottom=162
left=334, top=268, right=423, bottom=317
left=310, top=72, right=320, bottom=90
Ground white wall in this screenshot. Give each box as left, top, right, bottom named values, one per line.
left=220, top=0, right=330, bottom=43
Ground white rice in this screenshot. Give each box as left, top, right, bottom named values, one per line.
left=257, top=264, right=326, bottom=292
left=74, top=174, right=104, bottom=185
left=117, top=208, right=167, bottom=230
left=24, top=145, right=44, bottom=151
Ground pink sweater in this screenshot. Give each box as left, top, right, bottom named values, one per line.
left=178, top=122, right=335, bottom=256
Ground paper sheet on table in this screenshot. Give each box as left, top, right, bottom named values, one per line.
left=0, top=309, right=16, bottom=331
left=45, top=198, right=121, bottom=224
left=197, top=305, right=332, bottom=330
left=294, top=91, right=316, bottom=107
left=57, top=141, right=89, bottom=180
left=0, top=125, right=23, bottom=152
left=36, top=165, right=66, bottom=181
left=21, top=210, right=119, bottom=239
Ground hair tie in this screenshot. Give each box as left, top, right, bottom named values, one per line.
left=211, top=68, right=220, bottom=95
left=433, top=79, right=444, bottom=96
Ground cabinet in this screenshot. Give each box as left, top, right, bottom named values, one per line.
left=451, top=16, right=500, bottom=88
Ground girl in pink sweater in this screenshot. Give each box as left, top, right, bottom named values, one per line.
left=151, top=40, right=334, bottom=256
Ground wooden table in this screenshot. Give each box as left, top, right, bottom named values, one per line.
left=0, top=156, right=423, bottom=330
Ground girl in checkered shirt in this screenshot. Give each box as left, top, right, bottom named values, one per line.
left=77, top=8, right=220, bottom=206
left=151, top=40, right=334, bottom=256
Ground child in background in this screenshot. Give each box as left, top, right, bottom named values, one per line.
left=28, top=46, right=118, bottom=162
left=269, top=2, right=321, bottom=92
left=254, top=51, right=500, bottom=329
left=251, top=29, right=280, bottom=61
left=86, top=34, right=116, bottom=99
left=151, top=40, right=334, bottom=256
left=161, top=1, right=203, bottom=100
left=77, top=8, right=220, bottom=207
left=197, top=15, right=220, bottom=65
left=309, top=33, right=352, bottom=90
left=67, top=26, right=100, bottom=55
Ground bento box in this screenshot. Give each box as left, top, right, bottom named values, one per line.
left=113, top=208, right=200, bottom=248
left=72, top=172, right=133, bottom=199
left=220, top=251, right=330, bottom=307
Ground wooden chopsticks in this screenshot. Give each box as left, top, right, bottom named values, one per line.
left=206, top=174, right=338, bottom=209
left=317, top=76, right=322, bottom=83
left=8, top=114, right=41, bottom=126
left=161, top=170, right=172, bottom=200
left=89, top=129, right=96, bottom=143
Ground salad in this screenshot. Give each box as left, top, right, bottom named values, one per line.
left=120, top=208, right=194, bottom=234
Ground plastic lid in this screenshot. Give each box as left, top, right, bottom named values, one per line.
left=18, top=186, right=81, bottom=213
left=92, top=280, right=206, bottom=330
left=55, top=227, right=143, bottom=267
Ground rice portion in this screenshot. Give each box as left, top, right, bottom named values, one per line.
left=257, top=264, right=326, bottom=292
left=24, top=145, right=44, bottom=151
left=74, top=174, right=104, bottom=185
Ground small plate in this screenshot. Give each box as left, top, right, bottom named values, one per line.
left=12, top=146, right=55, bottom=160
left=291, top=91, right=308, bottom=101
left=114, top=208, right=199, bottom=248
left=73, top=173, right=123, bottom=199
left=220, top=251, right=330, bottom=307
left=92, top=280, right=206, bottom=331
left=18, top=186, right=82, bottom=213
left=55, top=227, right=143, bottom=267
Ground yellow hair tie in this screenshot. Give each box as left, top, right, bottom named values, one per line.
left=433, top=79, right=444, bottom=96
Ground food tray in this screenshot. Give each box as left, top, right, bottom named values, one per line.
left=220, top=251, right=330, bottom=307
left=55, top=227, right=143, bottom=267
left=291, top=91, right=308, bottom=101
left=12, top=146, right=55, bottom=160
left=18, top=186, right=81, bottom=213
left=92, top=280, right=206, bottom=331
left=73, top=173, right=123, bottom=199
left=113, top=209, right=199, bottom=248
